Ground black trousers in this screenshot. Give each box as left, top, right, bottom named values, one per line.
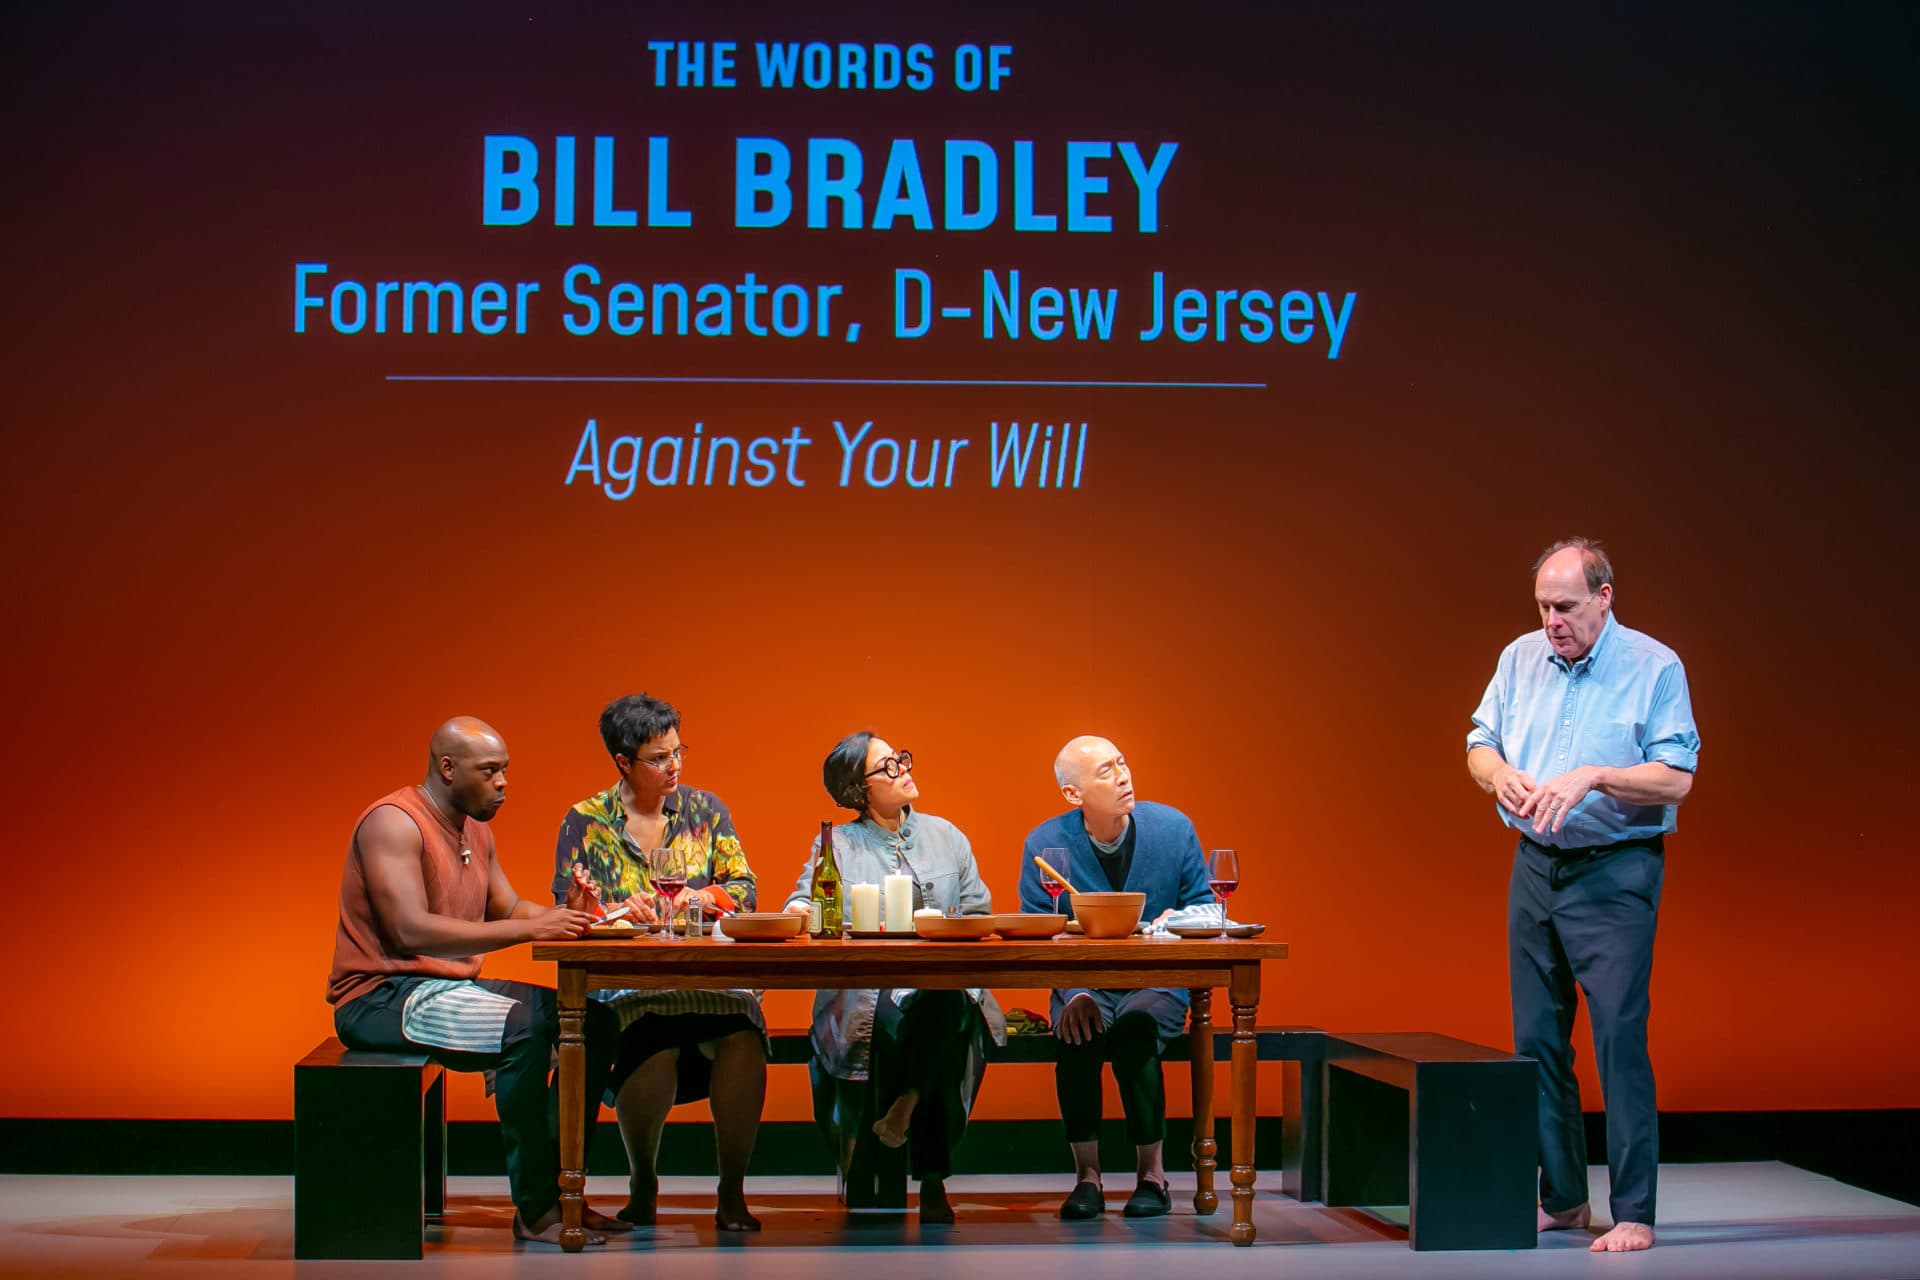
left=870, top=989, right=980, bottom=1181
left=1508, top=836, right=1663, bottom=1226
left=335, top=977, right=618, bottom=1223
left=1053, top=989, right=1181, bottom=1146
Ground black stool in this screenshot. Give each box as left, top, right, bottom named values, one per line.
left=294, top=1037, right=446, bottom=1259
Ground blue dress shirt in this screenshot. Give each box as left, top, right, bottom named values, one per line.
left=1467, top=612, right=1700, bottom=849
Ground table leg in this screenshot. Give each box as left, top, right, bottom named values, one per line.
left=557, top=965, right=587, bottom=1253
left=1230, top=964, right=1260, bottom=1246
left=1188, top=987, right=1218, bottom=1215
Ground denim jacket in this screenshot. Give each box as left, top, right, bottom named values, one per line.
left=782, top=808, right=1007, bottom=1079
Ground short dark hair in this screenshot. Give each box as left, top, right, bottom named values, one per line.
left=1532, top=536, right=1614, bottom=595
left=599, top=693, right=681, bottom=760
left=823, top=731, right=874, bottom=813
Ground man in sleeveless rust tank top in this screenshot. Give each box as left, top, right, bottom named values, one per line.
left=327, top=717, right=624, bottom=1245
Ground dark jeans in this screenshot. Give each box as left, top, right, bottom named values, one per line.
left=1509, top=835, right=1664, bottom=1225
left=1053, top=988, right=1183, bottom=1146
left=870, top=989, right=980, bottom=1182
left=335, top=976, right=618, bottom=1223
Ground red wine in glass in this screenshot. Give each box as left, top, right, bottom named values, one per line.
left=1040, top=847, right=1070, bottom=909
left=1207, top=849, right=1240, bottom=911
left=649, top=847, right=687, bottom=930
left=651, top=875, right=687, bottom=932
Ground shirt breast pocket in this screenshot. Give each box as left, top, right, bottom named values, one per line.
left=922, top=869, right=962, bottom=913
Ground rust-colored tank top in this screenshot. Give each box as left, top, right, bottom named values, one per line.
left=326, top=785, right=495, bottom=1007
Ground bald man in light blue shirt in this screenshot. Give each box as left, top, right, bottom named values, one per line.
left=1467, top=538, right=1699, bottom=1254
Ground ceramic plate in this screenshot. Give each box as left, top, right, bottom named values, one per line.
left=723, top=914, right=808, bottom=941
left=914, top=916, right=1000, bottom=941
left=992, top=913, right=1068, bottom=938
left=1064, top=921, right=1148, bottom=936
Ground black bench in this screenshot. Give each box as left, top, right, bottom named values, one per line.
left=294, top=1038, right=446, bottom=1260
left=774, top=1024, right=1535, bottom=1251
left=1321, top=1032, right=1536, bottom=1251
left=769, top=1025, right=1330, bottom=1210
left=287, top=1025, right=1532, bottom=1252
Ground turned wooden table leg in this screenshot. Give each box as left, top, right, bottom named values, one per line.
left=1189, top=987, right=1217, bottom=1215
left=557, top=964, right=587, bottom=1253
left=1230, top=963, right=1260, bottom=1246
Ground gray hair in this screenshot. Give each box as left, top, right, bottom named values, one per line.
left=1532, top=536, right=1614, bottom=595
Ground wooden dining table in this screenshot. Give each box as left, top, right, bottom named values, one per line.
left=532, top=932, right=1288, bottom=1251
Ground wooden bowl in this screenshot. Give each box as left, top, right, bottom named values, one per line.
left=913, top=914, right=999, bottom=941
left=1070, top=891, right=1146, bottom=938
left=993, top=912, right=1067, bottom=938
left=722, top=913, right=807, bottom=941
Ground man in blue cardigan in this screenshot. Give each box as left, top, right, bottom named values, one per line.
left=1018, top=735, right=1212, bottom=1220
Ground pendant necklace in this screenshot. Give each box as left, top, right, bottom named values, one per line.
left=419, top=785, right=472, bottom=864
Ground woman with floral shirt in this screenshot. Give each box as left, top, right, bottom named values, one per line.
left=553, top=694, right=766, bottom=1232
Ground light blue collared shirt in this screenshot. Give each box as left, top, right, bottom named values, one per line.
left=1467, top=611, right=1700, bottom=849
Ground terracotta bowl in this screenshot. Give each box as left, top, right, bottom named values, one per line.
left=723, top=913, right=807, bottom=941
left=992, top=912, right=1068, bottom=939
left=1070, top=891, right=1146, bottom=938
left=913, top=914, right=1000, bottom=941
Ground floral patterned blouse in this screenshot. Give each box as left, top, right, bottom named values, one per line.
left=551, top=782, right=765, bottom=1036
left=550, top=782, right=758, bottom=912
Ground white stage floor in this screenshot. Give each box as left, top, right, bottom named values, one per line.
left=2, top=1164, right=1916, bottom=1279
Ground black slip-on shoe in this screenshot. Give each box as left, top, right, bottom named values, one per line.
left=1059, top=1180, right=1106, bottom=1219
left=1122, top=1179, right=1172, bottom=1218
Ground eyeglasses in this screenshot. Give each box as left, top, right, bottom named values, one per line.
left=864, top=749, right=914, bottom=780
left=1536, top=595, right=1595, bottom=619
left=633, top=745, right=689, bottom=771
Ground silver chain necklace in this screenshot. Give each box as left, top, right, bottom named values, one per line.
left=417, top=785, right=472, bottom=864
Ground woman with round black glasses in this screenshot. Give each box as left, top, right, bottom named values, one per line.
left=783, top=732, right=1004, bottom=1224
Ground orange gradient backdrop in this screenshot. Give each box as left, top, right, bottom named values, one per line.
left=4, top=3, right=1915, bottom=1127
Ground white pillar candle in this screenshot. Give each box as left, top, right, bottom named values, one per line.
left=848, top=882, right=881, bottom=933
left=883, top=874, right=915, bottom=932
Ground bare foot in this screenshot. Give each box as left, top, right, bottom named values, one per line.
left=715, top=1180, right=762, bottom=1232
left=1591, top=1222, right=1655, bottom=1252
left=512, top=1208, right=606, bottom=1246
left=617, top=1174, right=659, bottom=1226
left=583, top=1206, right=633, bottom=1234
left=873, top=1088, right=919, bottom=1149
left=919, top=1177, right=955, bottom=1225
left=1539, top=1202, right=1592, bottom=1231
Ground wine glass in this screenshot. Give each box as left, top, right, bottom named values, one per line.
left=1040, top=847, right=1070, bottom=910
left=648, top=847, right=687, bottom=932
left=1207, top=849, right=1240, bottom=919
